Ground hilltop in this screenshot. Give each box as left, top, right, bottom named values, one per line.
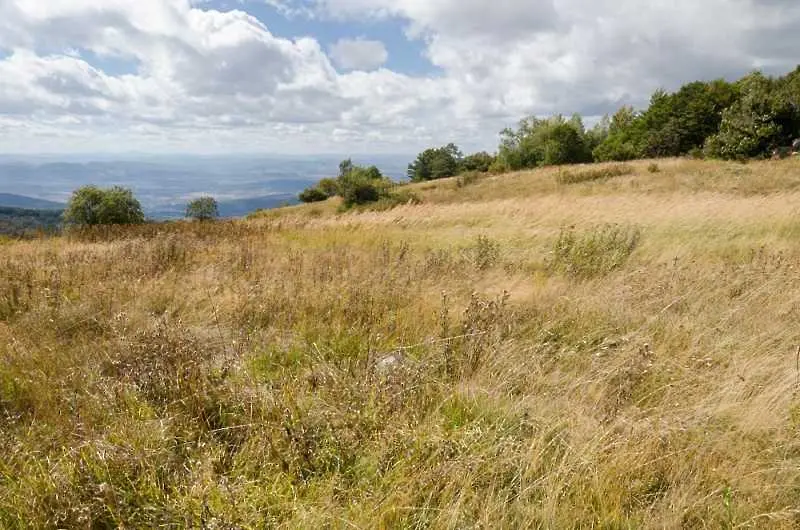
left=0, top=193, right=64, bottom=210
left=2, top=157, right=800, bottom=527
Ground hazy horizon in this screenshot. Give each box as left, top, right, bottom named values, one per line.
left=0, top=153, right=411, bottom=218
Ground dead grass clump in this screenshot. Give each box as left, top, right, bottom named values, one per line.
left=556, top=164, right=634, bottom=185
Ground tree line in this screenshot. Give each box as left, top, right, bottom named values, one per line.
left=300, top=65, right=800, bottom=206
left=44, top=66, right=800, bottom=225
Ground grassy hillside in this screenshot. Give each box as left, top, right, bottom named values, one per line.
left=2, top=158, right=800, bottom=527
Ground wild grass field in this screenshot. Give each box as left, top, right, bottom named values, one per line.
left=2, top=157, right=800, bottom=528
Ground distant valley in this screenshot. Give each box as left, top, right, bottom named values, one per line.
left=0, top=154, right=410, bottom=220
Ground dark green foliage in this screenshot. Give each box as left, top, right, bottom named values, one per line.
left=317, top=178, right=340, bottom=197
left=637, top=81, right=738, bottom=158
left=63, top=186, right=145, bottom=227
left=0, top=207, right=62, bottom=237
left=300, top=160, right=393, bottom=209
left=299, top=177, right=340, bottom=203
left=339, top=166, right=391, bottom=208
left=498, top=114, right=593, bottom=171
left=408, top=143, right=463, bottom=181
left=299, top=187, right=329, bottom=203
left=705, top=71, right=800, bottom=159
left=593, top=107, right=642, bottom=162
left=460, top=152, right=496, bottom=173
left=185, top=196, right=219, bottom=221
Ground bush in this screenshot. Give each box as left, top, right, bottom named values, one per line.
left=550, top=224, right=642, bottom=278
left=456, top=171, right=483, bottom=188
left=366, top=190, right=423, bottom=211
left=317, top=178, right=340, bottom=197
left=185, top=196, right=219, bottom=221
left=460, top=152, right=495, bottom=173
left=647, top=163, right=660, bottom=173
left=299, top=186, right=329, bottom=203
left=63, top=186, right=145, bottom=227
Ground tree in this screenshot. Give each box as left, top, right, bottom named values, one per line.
left=408, top=143, right=463, bottom=181
left=704, top=72, right=794, bottom=159
left=185, top=196, right=219, bottom=221
left=298, top=160, right=393, bottom=208
left=460, top=151, right=495, bottom=173
left=593, top=107, right=642, bottom=162
left=338, top=165, right=391, bottom=207
left=636, top=80, right=738, bottom=158
left=63, top=185, right=145, bottom=226
left=497, top=115, right=592, bottom=170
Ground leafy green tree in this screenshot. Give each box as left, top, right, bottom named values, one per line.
left=338, top=165, right=391, bottom=207
left=185, top=196, right=219, bottom=221
left=63, top=185, right=145, bottom=226
left=705, top=72, right=795, bottom=159
left=460, top=151, right=496, bottom=173
left=593, top=107, right=642, bottom=162
left=299, top=160, right=393, bottom=208
left=637, top=80, right=738, bottom=158
left=498, top=115, right=592, bottom=170
left=408, top=143, right=463, bottom=181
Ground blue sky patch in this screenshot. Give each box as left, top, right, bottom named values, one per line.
left=208, top=1, right=440, bottom=76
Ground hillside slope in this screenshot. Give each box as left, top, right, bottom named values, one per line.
left=0, top=193, right=65, bottom=210
left=2, top=158, right=800, bottom=527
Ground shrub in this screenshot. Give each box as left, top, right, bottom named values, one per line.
left=63, top=185, right=145, bottom=227
left=460, top=152, right=496, bottom=173
left=456, top=171, right=482, bottom=188
left=367, top=190, right=423, bottom=211
left=317, top=178, right=340, bottom=197
left=647, top=163, right=660, bottom=173
left=185, top=196, right=219, bottom=221
left=299, top=186, right=329, bottom=203
left=550, top=224, right=642, bottom=278
left=465, top=235, right=501, bottom=271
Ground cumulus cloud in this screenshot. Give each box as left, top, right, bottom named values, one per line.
left=329, top=38, right=388, bottom=71
left=0, top=0, right=798, bottom=153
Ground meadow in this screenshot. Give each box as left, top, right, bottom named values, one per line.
left=2, top=157, right=800, bottom=528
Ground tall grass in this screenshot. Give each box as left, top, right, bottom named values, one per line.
left=2, top=158, right=800, bottom=527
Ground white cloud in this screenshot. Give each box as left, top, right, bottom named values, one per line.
left=0, top=0, right=798, bottom=154
left=329, top=38, right=388, bottom=71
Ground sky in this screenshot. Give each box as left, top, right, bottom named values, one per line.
left=0, top=0, right=798, bottom=155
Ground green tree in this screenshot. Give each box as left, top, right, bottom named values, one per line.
left=338, top=165, right=391, bottom=207
left=460, top=151, right=496, bottom=173
left=185, top=196, right=219, bottom=221
left=705, top=72, right=795, bottom=159
left=593, top=107, right=642, bottom=162
left=63, top=185, right=145, bottom=226
left=498, top=115, right=592, bottom=170
left=299, top=160, right=393, bottom=208
left=408, top=143, right=463, bottom=181
left=637, top=80, right=738, bottom=158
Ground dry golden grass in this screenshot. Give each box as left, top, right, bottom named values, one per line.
left=2, top=157, right=800, bottom=528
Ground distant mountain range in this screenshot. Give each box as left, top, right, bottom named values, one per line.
left=0, top=193, right=65, bottom=210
